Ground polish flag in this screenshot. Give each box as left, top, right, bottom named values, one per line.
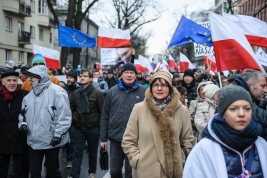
left=94, top=62, right=102, bottom=70
left=168, top=54, right=179, bottom=71
left=204, top=54, right=217, bottom=71
left=97, top=27, right=131, bottom=48
left=33, top=44, right=60, bottom=69
left=179, top=52, right=194, bottom=71
left=162, top=59, right=169, bottom=70
left=209, top=12, right=265, bottom=73
left=222, top=13, right=267, bottom=48
left=134, top=55, right=153, bottom=74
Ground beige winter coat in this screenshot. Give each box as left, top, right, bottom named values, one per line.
left=194, top=98, right=216, bottom=140
left=122, top=87, right=194, bottom=178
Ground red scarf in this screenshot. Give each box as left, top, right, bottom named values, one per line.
left=1, top=85, right=20, bottom=103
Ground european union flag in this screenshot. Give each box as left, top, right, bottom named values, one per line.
left=58, top=24, right=96, bottom=48
left=168, top=16, right=213, bottom=48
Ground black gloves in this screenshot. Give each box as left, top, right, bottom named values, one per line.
left=50, top=136, right=61, bottom=147
left=20, top=124, right=28, bottom=135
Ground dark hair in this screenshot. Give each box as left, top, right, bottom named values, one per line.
left=150, top=78, right=173, bottom=94
left=81, top=68, right=93, bottom=78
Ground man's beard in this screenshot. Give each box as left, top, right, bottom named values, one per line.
left=67, top=81, right=76, bottom=86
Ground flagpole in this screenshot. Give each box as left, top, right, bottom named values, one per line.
left=168, top=16, right=183, bottom=48
left=218, top=72, right=222, bottom=88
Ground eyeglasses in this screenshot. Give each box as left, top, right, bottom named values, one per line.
left=80, top=75, right=90, bottom=78
left=33, top=63, right=45, bottom=66
left=152, top=84, right=168, bottom=89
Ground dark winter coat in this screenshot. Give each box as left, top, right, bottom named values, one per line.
left=105, top=76, right=119, bottom=89
left=63, top=83, right=80, bottom=107
left=100, top=80, right=146, bottom=142
left=0, top=88, right=29, bottom=154
left=181, top=80, right=198, bottom=107
left=71, top=84, right=104, bottom=129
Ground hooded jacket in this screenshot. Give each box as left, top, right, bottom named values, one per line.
left=22, top=70, right=60, bottom=91
left=188, top=81, right=213, bottom=115
left=18, top=66, right=71, bottom=150
left=122, top=87, right=194, bottom=178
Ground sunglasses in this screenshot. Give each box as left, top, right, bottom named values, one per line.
left=33, top=63, right=45, bottom=66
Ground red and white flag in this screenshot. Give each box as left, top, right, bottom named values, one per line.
left=209, top=12, right=265, bottom=73
left=204, top=54, right=217, bottom=71
left=134, top=55, right=153, bottom=74
left=168, top=54, right=179, bottom=71
left=223, top=13, right=267, bottom=48
left=33, top=44, right=60, bottom=69
left=95, top=62, right=102, bottom=70
left=97, top=27, right=131, bottom=48
left=179, top=52, right=194, bottom=71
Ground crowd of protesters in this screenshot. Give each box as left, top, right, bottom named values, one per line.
left=1, top=54, right=267, bottom=178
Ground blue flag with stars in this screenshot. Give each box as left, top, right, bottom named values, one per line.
left=168, top=16, right=212, bottom=48
left=58, top=24, right=96, bottom=48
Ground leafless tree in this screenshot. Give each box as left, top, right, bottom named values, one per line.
left=226, top=0, right=241, bottom=14
left=47, top=0, right=98, bottom=68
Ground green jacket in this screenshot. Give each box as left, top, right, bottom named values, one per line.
left=71, top=85, right=104, bottom=129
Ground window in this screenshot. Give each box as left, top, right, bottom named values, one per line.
left=38, top=0, right=48, bottom=15
left=50, top=33, right=52, bottom=43
left=5, top=50, right=11, bottom=62
left=18, top=22, right=24, bottom=34
left=30, top=26, right=35, bottom=38
left=18, top=52, right=24, bottom=63
left=30, top=0, right=35, bottom=13
left=5, top=17, right=12, bottom=31
left=39, top=29, right=43, bottom=40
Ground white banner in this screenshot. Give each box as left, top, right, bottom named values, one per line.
left=100, top=48, right=118, bottom=65
left=256, top=47, right=267, bottom=67
left=101, top=47, right=135, bottom=65
left=194, top=21, right=214, bottom=57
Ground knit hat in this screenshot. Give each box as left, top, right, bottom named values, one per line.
left=203, top=84, right=220, bottom=100
left=32, top=54, right=46, bottom=66
left=173, top=73, right=179, bottom=79
left=184, top=69, right=194, bottom=78
left=1, top=68, right=19, bottom=79
left=21, top=66, right=30, bottom=74
left=218, top=85, right=252, bottom=116
left=107, top=69, right=113, bottom=74
left=176, top=85, right=187, bottom=95
left=150, top=71, right=172, bottom=86
left=66, top=69, right=78, bottom=81
left=6, top=60, right=14, bottom=68
left=121, top=63, right=137, bottom=74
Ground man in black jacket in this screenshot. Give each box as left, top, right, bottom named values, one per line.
left=105, top=69, right=119, bottom=89
left=233, top=69, right=267, bottom=139
left=70, top=69, right=104, bottom=178
left=63, top=69, right=80, bottom=168
left=100, top=63, right=146, bottom=178
left=0, top=69, right=29, bottom=177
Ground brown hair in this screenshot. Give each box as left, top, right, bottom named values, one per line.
left=81, top=68, right=93, bottom=78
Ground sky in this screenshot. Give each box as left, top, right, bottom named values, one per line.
left=88, top=0, right=215, bottom=56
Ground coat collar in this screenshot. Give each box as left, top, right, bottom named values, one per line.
left=145, top=87, right=182, bottom=178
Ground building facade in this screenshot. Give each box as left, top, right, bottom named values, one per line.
left=0, top=0, right=57, bottom=67
left=54, top=8, right=100, bottom=69
left=238, top=0, right=267, bottom=22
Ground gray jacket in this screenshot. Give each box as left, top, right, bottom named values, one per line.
left=18, top=66, right=72, bottom=150
left=100, top=80, right=146, bottom=142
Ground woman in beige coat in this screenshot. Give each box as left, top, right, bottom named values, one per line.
left=122, top=71, right=194, bottom=178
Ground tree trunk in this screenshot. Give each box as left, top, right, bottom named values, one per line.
left=60, top=47, right=69, bottom=68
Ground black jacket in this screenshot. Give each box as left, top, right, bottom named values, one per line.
left=63, top=83, right=80, bottom=106
left=0, top=88, right=29, bottom=154
left=105, top=76, right=119, bottom=89
left=71, top=85, right=104, bottom=129
left=100, top=80, right=146, bottom=142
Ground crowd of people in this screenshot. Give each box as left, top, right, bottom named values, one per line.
left=1, top=53, right=267, bottom=178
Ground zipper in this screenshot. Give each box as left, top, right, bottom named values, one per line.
left=208, top=121, right=253, bottom=174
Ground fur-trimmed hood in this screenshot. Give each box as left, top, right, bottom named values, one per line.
left=144, top=86, right=183, bottom=178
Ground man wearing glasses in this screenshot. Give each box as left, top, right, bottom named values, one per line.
left=70, top=69, right=104, bottom=178
left=100, top=63, right=146, bottom=178
left=22, top=54, right=60, bottom=91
